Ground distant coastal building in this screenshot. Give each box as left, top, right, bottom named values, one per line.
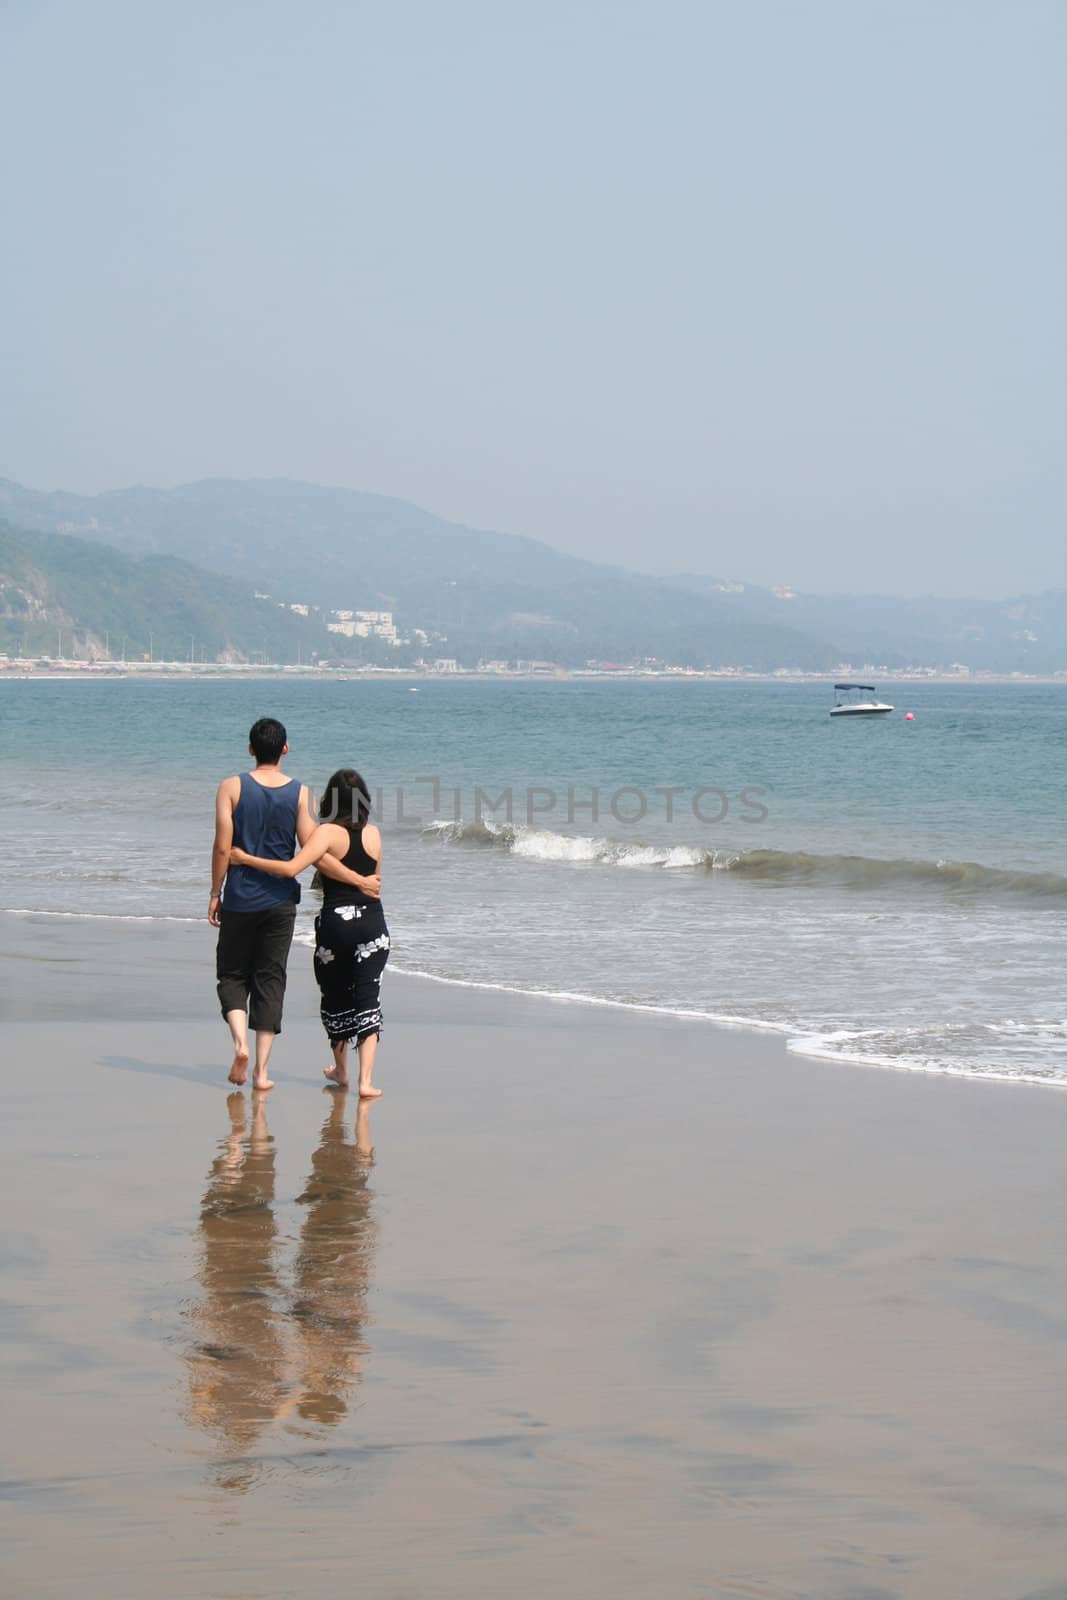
left=289, top=603, right=309, bottom=616
left=433, top=658, right=459, bottom=673
left=326, top=608, right=399, bottom=645
left=356, top=610, right=398, bottom=645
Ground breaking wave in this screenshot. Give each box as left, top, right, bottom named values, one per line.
left=421, top=819, right=1067, bottom=899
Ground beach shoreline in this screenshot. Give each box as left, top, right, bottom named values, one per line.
left=2, top=911, right=1066, bottom=1598
left=4, top=909, right=1064, bottom=1091
left=5, top=664, right=1067, bottom=686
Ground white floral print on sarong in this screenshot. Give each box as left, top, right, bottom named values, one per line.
left=314, top=898, right=390, bottom=1044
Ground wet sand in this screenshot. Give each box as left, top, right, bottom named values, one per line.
left=2, top=913, right=1066, bottom=1599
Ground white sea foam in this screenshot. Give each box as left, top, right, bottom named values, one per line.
left=420, top=820, right=1067, bottom=897
left=385, top=961, right=792, bottom=1032
left=386, top=965, right=1067, bottom=1087
left=423, top=819, right=736, bottom=871
left=785, top=1032, right=1066, bottom=1087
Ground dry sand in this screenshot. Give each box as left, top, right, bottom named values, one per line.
left=1, top=913, right=1065, bottom=1599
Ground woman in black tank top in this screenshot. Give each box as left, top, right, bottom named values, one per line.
left=228, top=769, right=389, bottom=1098
left=320, top=824, right=379, bottom=911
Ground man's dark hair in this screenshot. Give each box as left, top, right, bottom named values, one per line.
left=249, top=717, right=287, bottom=765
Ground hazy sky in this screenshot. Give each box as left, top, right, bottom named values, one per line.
left=1, top=0, right=1063, bottom=595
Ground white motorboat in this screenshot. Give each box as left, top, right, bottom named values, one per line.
left=830, top=682, right=894, bottom=716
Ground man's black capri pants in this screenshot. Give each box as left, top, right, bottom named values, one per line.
left=216, top=901, right=298, bottom=1035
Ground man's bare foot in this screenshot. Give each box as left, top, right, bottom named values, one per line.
left=251, top=1077, right=274, bottom=1093
left=323, top=1062, right=349, bottom=1088
left=358, top=1085, right=382, bottom=1099
left=228, top=1044, right=250, bottom=1086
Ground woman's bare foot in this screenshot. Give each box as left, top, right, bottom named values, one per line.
left=325, top=1040, right=349, bottom=1088
left=251, top=1076, right=274, bottom=1093
left=228, top=1044, right=250, bottom=1086
left=355, top=1033, right=380, bottom=1101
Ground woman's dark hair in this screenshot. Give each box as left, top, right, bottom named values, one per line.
left=319, top=769, right=371, bottom=830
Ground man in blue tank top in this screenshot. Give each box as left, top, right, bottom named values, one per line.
left=209, top=717, right=313, bottom=1090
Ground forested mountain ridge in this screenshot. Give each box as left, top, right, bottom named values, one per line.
left=0, top=478, right=840, bottom=669
left=1, top=477, right=1063, bottom=671
left=0, top=520, right=336, bottom=663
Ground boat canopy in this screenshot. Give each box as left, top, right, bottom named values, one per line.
left=834, top=683, right=876, bottom=691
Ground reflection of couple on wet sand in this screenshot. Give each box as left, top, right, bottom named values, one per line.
left=209, top=717, right=389, bottom=1098
left=185, top=1092, right=376, bottom=1484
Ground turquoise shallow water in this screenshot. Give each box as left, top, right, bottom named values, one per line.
left=2, top=677, right=1065, bottom=1083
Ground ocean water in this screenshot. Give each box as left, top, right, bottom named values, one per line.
left=2, top=676, right=1065, bottom=1085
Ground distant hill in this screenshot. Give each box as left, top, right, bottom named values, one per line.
left=0, top=520, right=337, bottom=664
left=1, top=476, right=1063, bottom=670
left=665, top=575, right=1067, bottom=675
left=0, top=478, right=840, bottom=670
